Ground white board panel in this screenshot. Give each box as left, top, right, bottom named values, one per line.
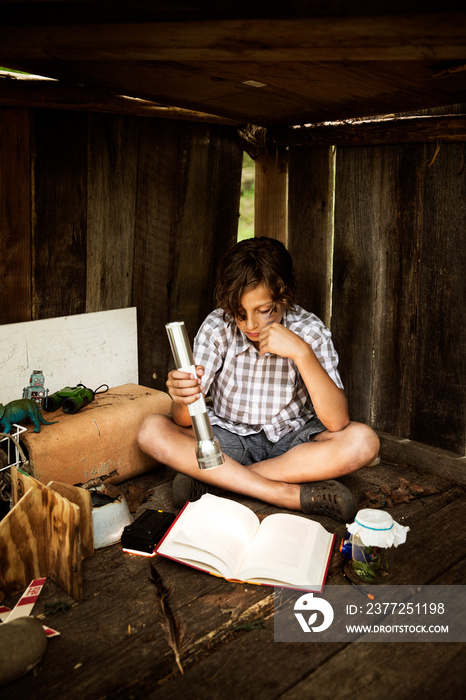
left=0, top=308, right=138, bottom=403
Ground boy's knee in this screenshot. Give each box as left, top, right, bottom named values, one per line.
left=334, top=422, right=379, bottom=474
left=137, top=413, right=171, bottom=456
left=349, top=423, right=380, bottom=468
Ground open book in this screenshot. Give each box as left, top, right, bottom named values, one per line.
left=156, top=494, right=335, bottom=591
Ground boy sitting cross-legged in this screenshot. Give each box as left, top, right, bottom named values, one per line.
left=138, top=236, right=380, bottom=522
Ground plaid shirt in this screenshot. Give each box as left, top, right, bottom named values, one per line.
left=193, top=306, right=343, bottom=443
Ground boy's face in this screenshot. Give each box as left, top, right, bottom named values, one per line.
left=235, top=283, right=283, bottom=347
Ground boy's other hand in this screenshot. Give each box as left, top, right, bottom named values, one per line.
left=166, top=366, right=204, bottom=405
left=259, top=322, right=309, bottom=362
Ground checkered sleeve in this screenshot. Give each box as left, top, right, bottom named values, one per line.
left=289, top=309, right=344, bottom=389
left=193, top=311, right=229, bottom=396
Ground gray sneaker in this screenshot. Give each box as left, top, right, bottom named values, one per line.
left=300, top=480, right=357, bottom=522
left=172, top=473, right=221, bottom=508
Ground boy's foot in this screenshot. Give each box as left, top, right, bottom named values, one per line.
left=172, top=473, right=222, bottom=508
left=300, top=480, right=357, bottom=522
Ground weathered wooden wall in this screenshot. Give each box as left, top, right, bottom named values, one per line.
left=0, top=108, right=31, bottom=324
left=288, top=141, right=466, bottom=456
left=0, top=107, right=242, bottom=390
left=1, top=104, right=465, bottom=456
left=288, top=146, right=334, bottom=328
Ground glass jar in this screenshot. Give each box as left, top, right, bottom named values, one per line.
left=350, top=532, right=393, bottom=583
left=346, top=508, right=410, bottom=585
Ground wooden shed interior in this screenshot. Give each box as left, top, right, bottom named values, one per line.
left=1, top=0, right=465, bottom=457
left=0, top=2, right=466, bottom=698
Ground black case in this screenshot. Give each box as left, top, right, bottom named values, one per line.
left=121, top=509, right=176, bottom=554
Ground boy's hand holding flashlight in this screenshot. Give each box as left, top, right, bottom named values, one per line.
left=166, top=321, right=224, bottom=470
left=167, top=366, right=205, bottom=405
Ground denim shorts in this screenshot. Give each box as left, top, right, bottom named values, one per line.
left=212, top=416, right=326, bottom=466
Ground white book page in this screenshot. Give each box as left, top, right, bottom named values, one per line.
left=158, top=495, right=260, bottom=578
left=158, top=545, right=235, bottom=579
left=238, top=513, right=332, bottom=587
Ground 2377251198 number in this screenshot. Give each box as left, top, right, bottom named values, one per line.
left=365, top=602, right=445, bottom=615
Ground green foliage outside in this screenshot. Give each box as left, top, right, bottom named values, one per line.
left=0, top=67, right=29, bottom=74
left=238, top=153, right=255, bottom=241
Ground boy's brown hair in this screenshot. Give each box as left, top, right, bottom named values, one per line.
left=215, top=236, right=296, bottom=320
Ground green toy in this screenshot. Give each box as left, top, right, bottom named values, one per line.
left=0, top=398, right=59, bottom=434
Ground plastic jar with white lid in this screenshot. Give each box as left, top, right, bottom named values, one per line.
left=346, top=509, right=410, bottom=584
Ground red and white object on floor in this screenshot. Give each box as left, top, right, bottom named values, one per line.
left=0, top=578, right=60, bottom=637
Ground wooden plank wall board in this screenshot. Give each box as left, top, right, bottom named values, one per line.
left=134, top=120, right=242, bottom=391
left=86, top=113, right=138, bottom=313
left=331, top=143, right=465, bottom=455
left=254, top=148, right=288, bottom=244
left=1, top=103, right=464, bottom=455
left=169, top=122, right=221, bottom=339
left=133, top=118, right=182, bottom=392
left=0, top=107, right=31, bottom=324
left=207, top=124, right=242, bottom=274
left=412, top=142, right=466, bottom=453
left=288, top=145, right=334, bottom=328
left=32, top=109, right=88, bottom=319
left=169, top=123, right=242, bottom=343
left=332, top=145, right=420, bottom=438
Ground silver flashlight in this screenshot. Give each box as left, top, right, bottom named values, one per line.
left=165, top=321, right=225, bottom=470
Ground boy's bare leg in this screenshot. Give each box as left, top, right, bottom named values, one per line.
left=138, top=415, right=379, bottom=511
left=138, top=414, right=301, bottom=509
left=248, top=422, right=380, bottom=483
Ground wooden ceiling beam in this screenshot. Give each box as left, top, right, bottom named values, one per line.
left=271, top=114, right=466, bottom=146
left=0, top=75, right=242, bottom=124
left=1, top=11, right=465, bottom=126
left=1, top=15, right=466, bottom=64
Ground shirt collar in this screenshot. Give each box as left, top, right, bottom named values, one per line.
left=234, top=326, right=253, bottom=355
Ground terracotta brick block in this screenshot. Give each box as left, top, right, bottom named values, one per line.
left=20, top=384, right=171, bottom=486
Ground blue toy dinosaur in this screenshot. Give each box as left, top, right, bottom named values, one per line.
left=0, top=399, right=59, bottom=434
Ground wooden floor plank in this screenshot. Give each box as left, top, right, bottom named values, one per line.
left=278, top=642, right=466, bottom=700
left=147, top=621, right=347, bottom=700
left=1, top=459, right=465, bottom=699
